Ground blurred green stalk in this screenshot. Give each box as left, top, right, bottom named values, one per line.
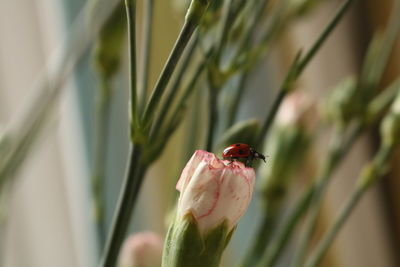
left=290, top=127, right=358, bottom=267
left=304, top=143, right=395, bottom=267
left=258, top=77, right=400, bottom=267
left=91, top=0, right=127, bottom=248
left=256, top=126, right=361, bottom=267
left=92, top=78, right=113, bottom=247
left=292, top=2, right=400, bottom=263
left=257, top=0, right=357, bottom=147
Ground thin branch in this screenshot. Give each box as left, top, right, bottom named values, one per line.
left=139, top=0, right=154, bottom=110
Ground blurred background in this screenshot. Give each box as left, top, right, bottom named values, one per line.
left=0, top=0, right=399, bottom=267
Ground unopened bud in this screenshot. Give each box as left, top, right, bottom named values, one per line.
left=163, top=150, right=255, bottom=266
left=276, top=91, right=317, bottom=130
left=119, top=232, right=163, bottom=267
left=324, top=77, right=361, bottom=127
left=260, top=92, right=316, bottom=207
left=93, top=2, right=127, bottom=80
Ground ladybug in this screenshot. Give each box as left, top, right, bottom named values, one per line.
left=222, top=143, right=266, bottom=167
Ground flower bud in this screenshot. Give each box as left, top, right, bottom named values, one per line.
left=163, top=150, right=255, bottom=266
left=275, top=91, right=317, bottom=129
left=260, top=91, right=316, bottom=207
left=324, top=77, right=360, bottom=127
left=176, top=150, right=255, bottom=234
left=92, top=1, right=126, bottom=81
left=119, top=232, right=163, bottom=267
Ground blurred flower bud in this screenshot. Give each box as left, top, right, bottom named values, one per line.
left=324, top=77, right=361, bottom=127
left=276, top=90, right=317, bottom=129
left=260, top=91, right=316, bottom=209
left=119, top=232, right=163, bottom=267
left=163, top=150, right=255, bottom=266
left=92, top=2, right=126, bottom=81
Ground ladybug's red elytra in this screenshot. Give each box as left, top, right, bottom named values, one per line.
left=222, top=143, right=266, bottom=167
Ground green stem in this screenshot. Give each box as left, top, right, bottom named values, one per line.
left=257, top=125, right=363, bottom=267
left=227, top=72, right=248, bottom=127
left=141, top=19, right=200, bottom=130
left=291, top=130, right=345, bottom=267
left=303, top=186, right=364, bottom=267
left=256, top=89, right=287, bottom=146
left=125, top=0, right=139, bottom=131
left=166, top=62, right=206, bottom=132
left=292, top=126, right=363, bottom=267
left=215, top=0, right=234, bottom=61
left=295, top=0, right=357, bottom=75
left=303, top=144, right=394, bottom=267
left=150, top=38, right=198, bottom=138
left=206, top=78, right=219, bottom=152
left=241, top=202, right=279, bottom=267
left=99, top=2, right=143, bottom=266
left=92, top=78, right=113, bottom=249
left=257, top=185, right=314, bottom=267
left=99, top=145, right=147, bottom=267
left=139, top=0, right=154, bottom=110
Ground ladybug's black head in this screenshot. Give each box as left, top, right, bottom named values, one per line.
left=250, top=148, right=267, bottom=163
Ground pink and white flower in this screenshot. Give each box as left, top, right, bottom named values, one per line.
left=276, top=91, right=316, bottom=129
left=176, top=150, right=256, bottom=234
left=119, top=232, right=163, bottom=267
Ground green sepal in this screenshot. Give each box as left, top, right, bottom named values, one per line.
left=224, top=226, right=236, bottom=249
left=163, top=212, right=231, bottom=267
left=215, top=119, right=261, bottom=154
left=92, top=1, right=127, bottom=81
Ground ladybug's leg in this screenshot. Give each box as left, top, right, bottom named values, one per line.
left=227, top=157, right=238, bottom=165
left=245, top=155, right=254, bottom=167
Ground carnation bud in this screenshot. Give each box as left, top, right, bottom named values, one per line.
left=260, top=91, right=316, bottom=208
left=324, top=77, right=360, bottom=127
left=119, top=232, right=163, bottom=267
left=163, top=150, right=255, bottom=266
left=92, top=1, right=126, bottom=81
